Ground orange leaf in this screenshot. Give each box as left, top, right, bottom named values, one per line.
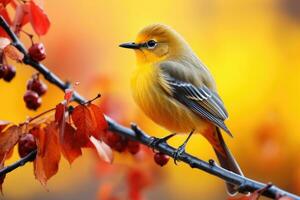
left=90, top=136, right=113, bottom=163
left=3, top=44, right=24, bottom=61
left=55, top=103, right=65, bottom=125
left=87, top=104, right=108, bottom=139
left=71, top=104, right=97, bottom=147
left=33, top=123, right=60, bottom=186
left=60, top=123, right=82, bottom=164
left=74, top=129, right=92, bottom=147
left=0, top=125, right=22, bottom=163
left=29, top=1, right=50, bottom=36
left=0, top=125, right=21, bottom=191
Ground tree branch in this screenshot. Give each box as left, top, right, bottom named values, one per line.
left=0, top=150, right=37, bottom=175
left=0, top=16, right=299, bottom=200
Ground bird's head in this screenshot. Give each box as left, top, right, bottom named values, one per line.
left=119, top=24, right=189, bottom=64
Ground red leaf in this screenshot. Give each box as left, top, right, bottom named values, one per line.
left=55, top=103, right=65, bottom=125
left=12, top=4, right=29, bottom=34
left=90, top=136, right=113, bottom=163
left=87, top=104, right=108, bottom=139
left=0, top=125, right=23, bottom=163
left=60, top=123, right=82, bottom=164
left=71, top=104, right=97, bottom=147
left=33, top=123, right=61, bottom=186
left=0, top=7, right=11, bottom=38
left=29, top=1, right=50, bottom=36
left=74, top=129, right=92, bottom=147
left=71, top=104, right=108, bottom=147
left=0, top=0, right=11, bottom=7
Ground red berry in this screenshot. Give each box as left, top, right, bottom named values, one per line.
left=102, top=131, right=120, bottom=146
left=113, top=136, right=128, bottom=152
left=3, top=65, right=16, bottom=82
left=27, top=77, right=47, bottom=96
left=18, top=134, right=37, bottom=161
left=0, top=65, right=8, bottom=78
left=103, top=131, right=128, bottom=152
left=154, top=152, right=169, bottom=166
left=28, top=43, right=46, bottom=61
left=127, top=140, right=140, bottom=154
left=23, top=90, right=41, bottom=110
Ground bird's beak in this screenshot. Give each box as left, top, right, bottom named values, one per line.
left=119, top=42, right=140, bottom=49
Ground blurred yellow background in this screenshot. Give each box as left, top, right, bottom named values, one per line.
left=1, top=0, right=300, bottom=199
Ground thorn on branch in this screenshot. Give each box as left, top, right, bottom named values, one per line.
left=258, top=182, right=273, bottom=194
left=130, top=123, right=146, bottom=138
left=82, top=93, right=101, bottom=105
left=208, top=159, right=215, bottom=166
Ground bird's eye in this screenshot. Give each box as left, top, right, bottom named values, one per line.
left=146, top=40, right=157, bottom=49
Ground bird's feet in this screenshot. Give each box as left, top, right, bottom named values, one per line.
left=149, top=133, right=177, bottom=150
left=173, top=143, right=187, bottom=165
left=173, top=129, right=195, bottom=165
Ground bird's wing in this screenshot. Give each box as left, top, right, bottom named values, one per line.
left=158, top=62, right=232, bottom=136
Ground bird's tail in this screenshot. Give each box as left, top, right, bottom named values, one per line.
left=213, top=127, right=243, bottom=195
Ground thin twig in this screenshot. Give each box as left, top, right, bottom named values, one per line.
left=0, top=16, right=299, bottom=200
left=0, top=150, right=37, bottom=175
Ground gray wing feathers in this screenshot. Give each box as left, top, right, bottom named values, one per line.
left=163, top=74, right=232, bottom=136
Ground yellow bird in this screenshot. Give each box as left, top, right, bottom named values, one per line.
left=119, top=24, right=243, bottom=194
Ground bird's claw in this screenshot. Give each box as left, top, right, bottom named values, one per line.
left=172, top=129, right=195, bottom=165
left=173, top=144, right=186, bottom=165
left=149, top=137, right=162, bottom=149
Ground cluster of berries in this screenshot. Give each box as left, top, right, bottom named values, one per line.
left=103, top=131, right=170, bottom=166
left=103, top=131, right=141, bottom=154
left=23, top=73, right=47, bottom=110
left=18, top=131, right=170, bottom=166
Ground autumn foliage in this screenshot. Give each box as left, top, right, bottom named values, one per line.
left=0, top=0, right=299, bottom=200
left=0, top=90, right=112, bottom=188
